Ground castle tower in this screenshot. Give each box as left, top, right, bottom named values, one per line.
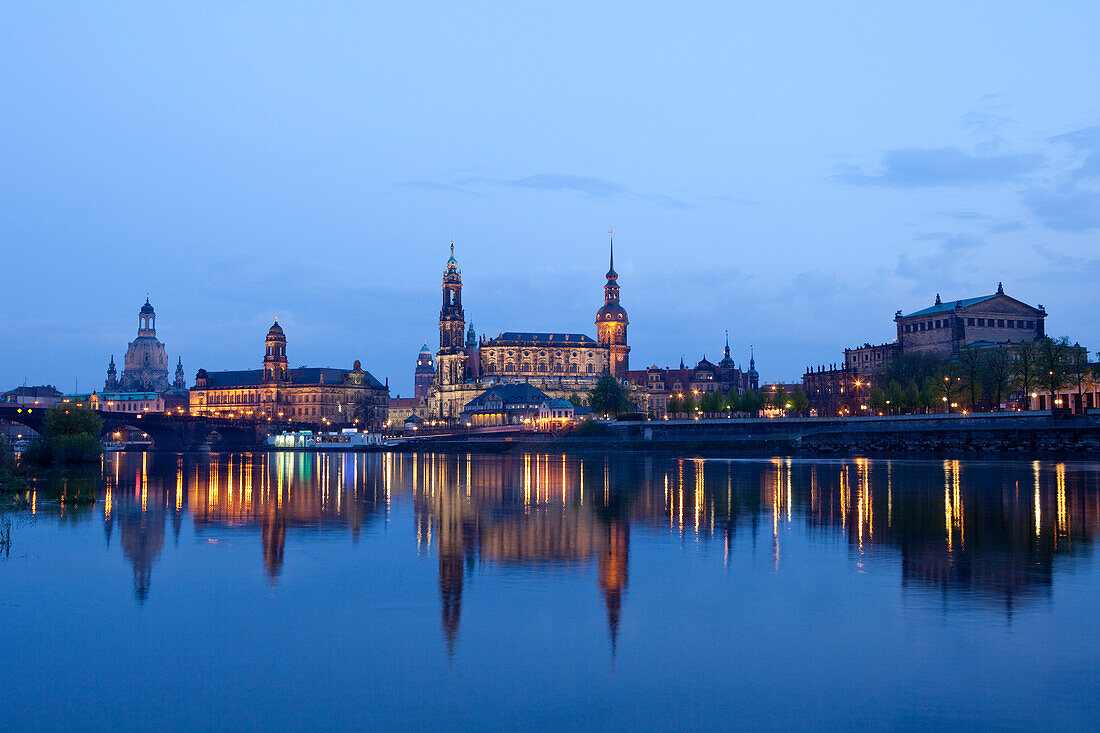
left=263, top=319, right=289, bottom=383
left=435, top=242, right=469, bottom=389
left=465, top=323, right=480, bottom=379
left=747, top=346, right=759, bottom=391
left=173, top=356, right=187, bottom=390
left=105, top=355, right=119, bottom=391
left=414, top=342, right=436, bottom=400
left=595, top=232, right=630, bottom=379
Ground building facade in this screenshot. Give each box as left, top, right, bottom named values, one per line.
left=426, top=239, right=629, bottom=421
left=189, top=321, right=389, bottom=429
left=895, top=284, right=1045, bottom=358
left=626, top=339, right=759, bottom=418
left=803, top=284, right=1048, bottom=416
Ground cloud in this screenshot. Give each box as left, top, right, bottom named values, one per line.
left=1023, top=185, right=1100, bottom=232
left=837, top=147, right=1044, bottom=187
left=1051, top=125, right=1100, bottom=150
left=896, top=232, right=987, bottom=290
left=411, top=172, right=696, bottom=209
left=395, top=179, right=487, bottom=197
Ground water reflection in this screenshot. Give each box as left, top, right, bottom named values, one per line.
left=15, top=452, right=1100, bottom=644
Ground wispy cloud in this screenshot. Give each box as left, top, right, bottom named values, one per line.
left=838, top=147, right=1044, bottom=188
left=1023, top=185, right=1100, bottom=232
left=469, top=173, right=696, bottom=209
left=896, top=232, right=986, bottom=291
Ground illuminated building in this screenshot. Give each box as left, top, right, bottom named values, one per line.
left=626, top=338, right=759, bottom=418
left=804, top=284, right=1048, bottom=415
left=190, top=320, right=389, bottom=429
left=110, top=297, right=173, bottom=393
left=426, top=237, right=629, bottom=421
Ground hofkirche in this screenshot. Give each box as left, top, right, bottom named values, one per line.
left=427, top=238, right=631, bottom=420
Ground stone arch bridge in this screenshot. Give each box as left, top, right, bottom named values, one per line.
left=0, top=404, right=306, bottom=452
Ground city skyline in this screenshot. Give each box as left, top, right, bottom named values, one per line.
left=3, top=3, right=1099, bottom=394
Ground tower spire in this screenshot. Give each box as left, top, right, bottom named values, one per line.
left=609, top=228, right=614, bottom=273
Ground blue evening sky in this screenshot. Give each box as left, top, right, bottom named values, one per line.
left=2, top=2, right=1098, bottom=395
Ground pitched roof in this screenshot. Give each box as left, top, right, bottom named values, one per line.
left=199, top=367, right=385, bottom=389
left=487, top=332, right=597, bottom=345
left=462, top=383, right=549, bottom=411
left=903, top=294, right=998, bottom=318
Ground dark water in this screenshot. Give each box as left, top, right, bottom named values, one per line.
left=3, top=452, right=1100, bottom=731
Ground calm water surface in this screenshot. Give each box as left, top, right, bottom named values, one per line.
left=3, top=452, right=1100, bottom=730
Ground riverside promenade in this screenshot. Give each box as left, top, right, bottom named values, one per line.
left=402, top=411, right=1100, bottom=456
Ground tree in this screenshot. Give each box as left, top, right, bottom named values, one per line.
left=44, top=405, right=103, bottom=439
left=741, top=390, right=762, bottom=416
left=789, top=387, right=809, bottom=416
left=1036, top=336, right=1071, bottom=409
left=770, top=386, right=789, bottom=412
left=567, top=392, right=586, bottom=408
left=587, top=375, right=632, bottom=417
left=935, top=362, right=964, bottom=413
left=868, top=386, right=887, bottom=413
left=1012, top=340, right=1039, bottom=409
left=724, top=390, right=743, bottom=413
left=1065, top=342, right=1091, bottom=413
left=903, top=380, right=921, bottom=413
left=958, top=345, right=984, bottom=410
left=700, top=391, right=723, bottom=414
left=681, top=393, right=697, bottom=415
left=983, top=347, right=1013, bottom=410
left=885, top=380, right=904, bottom=414
left=666, top=396, right=683, bottom=415
left=879, top=351, right=944, bottom=389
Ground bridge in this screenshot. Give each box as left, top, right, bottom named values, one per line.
left=0, top=403, right=308, bottom=452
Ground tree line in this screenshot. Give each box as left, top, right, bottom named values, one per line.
left=868, top=336, right=1095, bottom=414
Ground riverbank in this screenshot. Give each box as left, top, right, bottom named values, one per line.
left=394, top=411, right=1100, bottom=457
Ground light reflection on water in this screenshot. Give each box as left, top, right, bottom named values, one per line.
left=4, top=451, right=1100, bottom=729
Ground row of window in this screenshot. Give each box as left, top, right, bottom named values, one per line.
left=484, top=363, right=597, bottom=374
left=904, top=316, right=1035, bottom=334
left=205, top=391, right=341, bottom=406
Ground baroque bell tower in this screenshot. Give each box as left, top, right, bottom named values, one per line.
left=435, top=242, right=468, bottom=388
left=595, top=231, right=630, bottom=379
left=263, top=319, right=289, bottom=384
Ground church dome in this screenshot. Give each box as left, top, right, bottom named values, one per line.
left=140, top=298, right=155, bottom=315
left=596, top=303, right=628, bottom=322
left=267, top=320, right=284, bottom=337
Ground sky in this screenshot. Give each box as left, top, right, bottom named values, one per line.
left=2, top=2, right=1098, bottom=396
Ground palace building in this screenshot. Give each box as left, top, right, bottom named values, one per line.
left=803, top=283, right=1048, bottom=416
left=189, top=320, right=389, bottom=429
left=425, top=238, right=630, bottom=421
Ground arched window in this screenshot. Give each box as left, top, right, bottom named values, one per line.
left=569, top=363, right=578, bottom=373
left=585, top=363, right=594, bottom=374
left=506, top=362, right=514, bottom=372
left=537, top=363, right=547, bottom=373
left=521, top=362, right=530, bottom=372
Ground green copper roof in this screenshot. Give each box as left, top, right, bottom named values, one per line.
left=903, top=294, right=996, bottom=318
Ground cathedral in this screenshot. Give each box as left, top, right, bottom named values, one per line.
left=427, top=239, right=629, bottom=420
left=105, top=297, right=186, bottom=394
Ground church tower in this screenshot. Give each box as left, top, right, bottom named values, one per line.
left=414, top=342, right=436, bottom=400
left=435, top=243, right=468, bottom=388
left=262, top=319, right=289, bottom=383
left=173, top=357, right=187, bottom=390
left=105, top=355, right=119, bottom=391
left=595, top=233, right=630, bottom=379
